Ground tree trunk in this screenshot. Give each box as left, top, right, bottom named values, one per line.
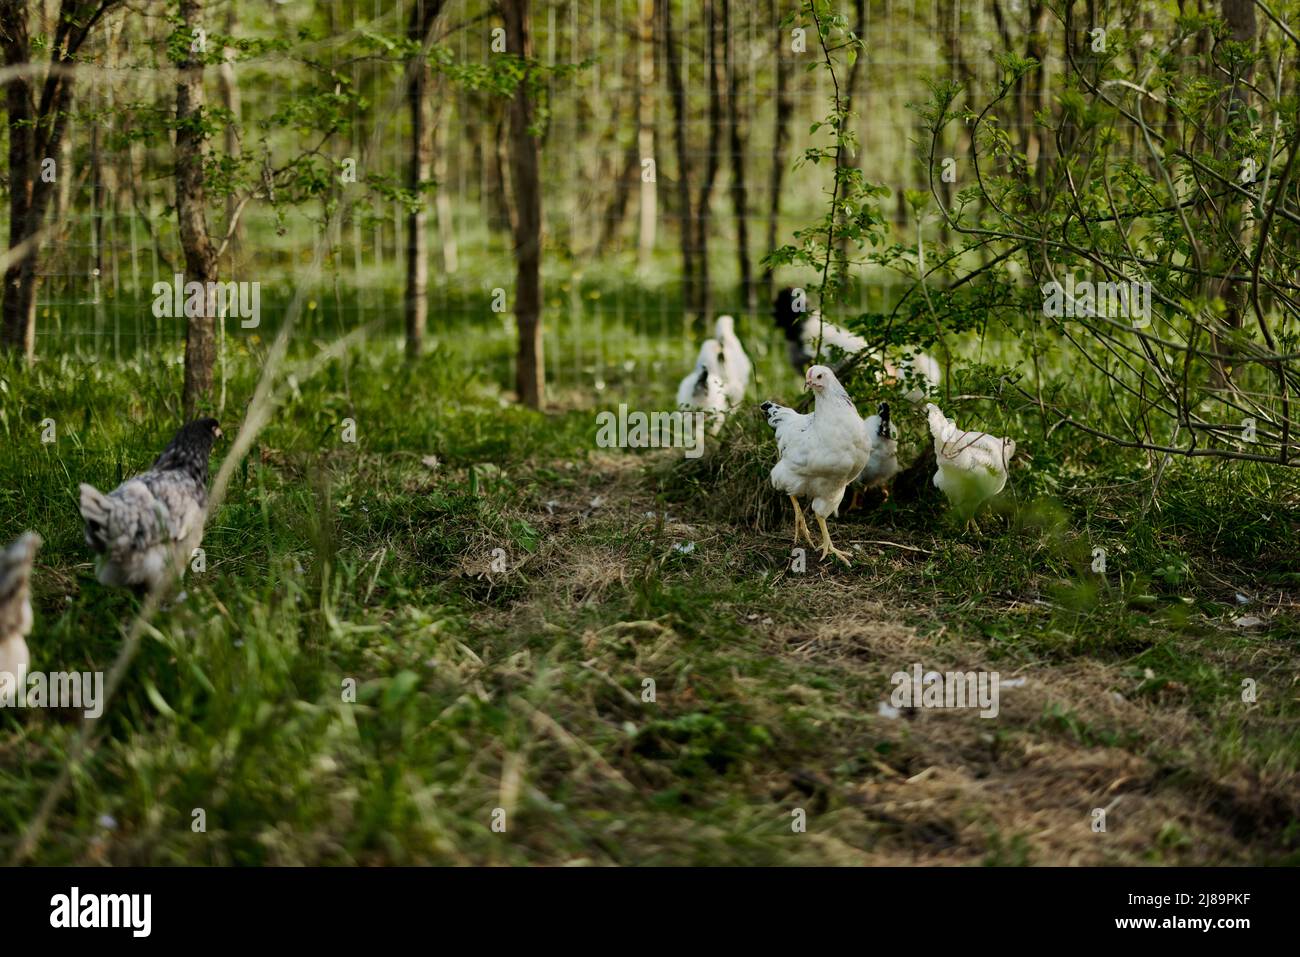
left=833, top=0, right=866, bottom=259
left=1214, top=0, right=1258, bottom=382
left=694, top=0, right=723, bottom=324
left=405, top=0, right=446, bottom=359
left=175, top=0, right=220, bottom=416
left=0, top=0, right=36, bottom=359
left=762, top=0, right=793, bottom=300
left=660, top=0, right=695, bottom=319
left=0, top=0, right=117, bottom=360
left=217, top=4, right=244, bottom=267
left=637, top=0, right=656, bottom=273
left=598, top=138, right=640, bottom=249
left=433, top=97, right=458, bottom=273
left=502, top=0, right=544, bottom=409
left=723, top=0, right=753, bottom=313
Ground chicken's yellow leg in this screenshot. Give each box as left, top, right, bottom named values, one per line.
left=815, top=514, right=853, bottom=565
left=790, top=495, right=815, bottom=548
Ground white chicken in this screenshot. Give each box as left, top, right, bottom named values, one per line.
left=0, top=531, right=41, bottom=695
left=761, top=365, right=872, bottom=565
left=855, top=401, right=900, bottom=501
left=676, top=339, right=728, bottom=445
left=885, top=352, right=942, bottom=404
left=925, top=403, right=1016, bottom=522
left=714, top=315, right=751, bottom=409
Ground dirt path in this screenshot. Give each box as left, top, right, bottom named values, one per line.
left=456, top=454, right=1297, bottom=865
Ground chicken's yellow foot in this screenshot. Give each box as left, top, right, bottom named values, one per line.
left=790, top=495, right=815, bottom=548
left=815, top=514, right=853, bottom=565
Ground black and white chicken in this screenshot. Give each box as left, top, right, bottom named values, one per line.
left=772, top=287, right=865, bottom=372
left=676, top=339, right=729, bottom=439
left=761, top=365, right=872, bottom=565
left=854, top=401, right=901, bottom=501
left=773, top=287, right=940, bottom=402
left=0, top=531, right=41, bottom=692
left=925, top=403, right=1016, bottom=523
left=79, top=418, right=222, bottom=591
left=714, top=315, right=751, bottom=408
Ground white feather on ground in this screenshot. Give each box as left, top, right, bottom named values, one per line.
left=761, top=365, right=872, bottom=565
left=79, top=418, right=222, bottom=591
left=925, top=402, right=1016, bottom=519
left=714, top=315, right=751, bottom=408
left=0, top=531, right=41, bottom=694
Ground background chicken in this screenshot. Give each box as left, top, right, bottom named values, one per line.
left=79, top=418, right=223, bottom=591
left=854, top=401, right=900, bottom=504
left=772, top=288, right=940, bottom=403
left=0, top=531, right=41, bottom=693
left=761, top=365, right=871, bottom=565
left=884, top=352, right=942, bottom=404
left=772, top=287, right=863, bottom=372
left=925, top=403, right=1016, bottom=523
left=714, top=315, right=751, bottom=409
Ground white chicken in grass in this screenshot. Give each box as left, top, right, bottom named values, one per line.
left=714, top=315, right=751, bottom=408
left=761, top=365, right=872, bottom=565
left=676, top=339, right=728, bottom=446
left=925, top=403, right=1016, bottom=523
left=0, top=531, right=41, bottom=695
left=854, top=401, right=900, bottom=502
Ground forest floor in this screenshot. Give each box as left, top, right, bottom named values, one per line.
left=1, top=334, right=1298, bottom=865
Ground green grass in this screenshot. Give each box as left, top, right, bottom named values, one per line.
left=1, top=290, right=1298, bottom=866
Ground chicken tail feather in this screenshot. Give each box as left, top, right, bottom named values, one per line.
left=79, top=483, right=115, bottom=553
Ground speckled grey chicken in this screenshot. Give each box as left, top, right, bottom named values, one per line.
left=79, top=419, right=222, bottom=591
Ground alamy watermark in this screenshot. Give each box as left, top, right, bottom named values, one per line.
left=889, top=663, right=1002, bottom=718
left=1042, top=276, right=1151, bottom=327
left=152, top=273, right=261, bottom=328
left=595, top=404, right=708, bottom=458
left=0, top=668, right=105, bottom=719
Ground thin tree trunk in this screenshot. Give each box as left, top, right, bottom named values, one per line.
left=218, top=4, right=244, bottom=267
left=503, top=0, right=544, bottom=408
left=660, top=0, right=695, bottom=319
left=637, top=0, right=656, bottom=272
left=405, top=0, right=446, bottom=359
left=694, top=0, right=723, bottom=324
left=1214, top=0, right=1258, bottom=382
left=723, top=0, right=753, bottom=313
left=762, top=0, right=793, bottom=300
left=1, top=0, right=36, bottom=359
left=598, top=138, right=640, bottom=249
left=1, top=0, right=119, bottom=360
left=433, top=96, right=458, bottom=273
left=833, top=0, right=866, bottom=259
left=493, top=108, right=517, bottom=234
left=940, top=0, right=975, bottom=238
left=176, top=0, right=220, bottom=416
